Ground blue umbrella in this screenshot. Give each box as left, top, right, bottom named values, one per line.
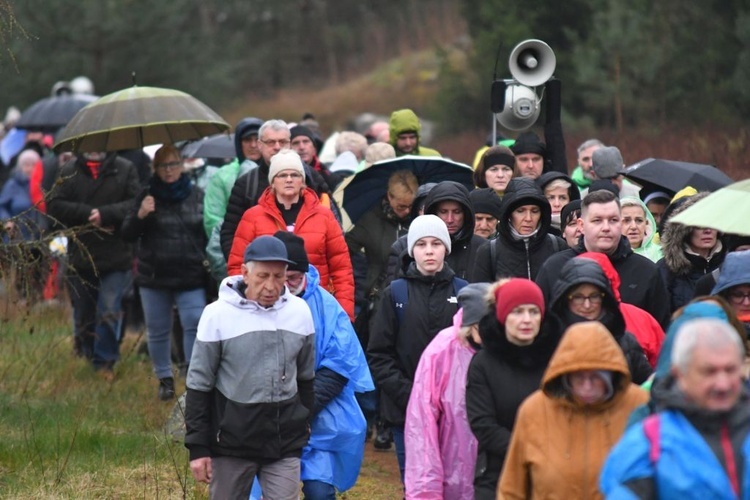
left=341, top=155, right=474, bottom=224
left=0, top=128, right=27, bottom=166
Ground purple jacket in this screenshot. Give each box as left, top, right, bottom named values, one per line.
left=405, top=310, right=478, bottom=499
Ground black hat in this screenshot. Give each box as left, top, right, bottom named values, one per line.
left=560, top=200, right=582, bottom=227
left=511, top=131, right=546, bottom=156
left=469, top=188, right=503, bottom=219
left=243, top=236, right=295, bottom=265
left=589, top=179, right=620, bottom=197
left=290, top=125, right=315, bottom=142
left=273, top=231, right=309, bottom=272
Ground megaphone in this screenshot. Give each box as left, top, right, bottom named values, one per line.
left=495, top=84, right=541, bottom=131
left=509, top=39, right=556, bottom=87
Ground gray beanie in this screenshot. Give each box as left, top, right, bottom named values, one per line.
left=407, top=214, right=451, bottom=257
left=458, top=283, right=491, bottom=327
left=268, top=149, right=305, bottom=183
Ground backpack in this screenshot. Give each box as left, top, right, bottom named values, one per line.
left=390, top=276, right=468, bottom=324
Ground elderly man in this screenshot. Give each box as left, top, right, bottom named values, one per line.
left=588, top=146, right=640, bottom=199
left=185, top=235, right=315, bottom=499
left=601, top=318, right=750, bottom=499
left=571, top=138, right=604, bottom=194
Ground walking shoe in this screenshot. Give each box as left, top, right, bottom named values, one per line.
left=373, top=424, right=393, bottom=451
left=158, top=377, right=176, bottom=401
left=95, top=368, right=115, bottom=382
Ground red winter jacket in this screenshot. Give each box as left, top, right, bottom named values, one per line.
left=577, top=252, right=665, bottom=367
left=227, top=187, right=355, bottom=319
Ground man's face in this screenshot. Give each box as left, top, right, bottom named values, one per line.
left=285, top=270, right=306, bottom=296
left=474, top=213, right=498, bottom=239
left=242, top=261, right=287, bottom=306
left=435, top=201, right=464, bottom=235
left=412, top=237, right=446, bottom=275
left=291, top=135, right=315, bottom=164
left=259, top=128, right=291, bottom=164
left=396, top=132, right=418, bottom=154
left=241, top=133, right=261, bottom=161
left=579, top=201, right=622, bottom=254
left=515, top=153, right=544, bottom=179
left=646, top=200, right=668, bottom=226
left=675, top=342, right=742, bottom=412
left=387, top=191, right=415, bottom=219
left=578, top=145, right=602, bottom=180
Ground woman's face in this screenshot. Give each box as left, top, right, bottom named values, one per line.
left=485, top=164, right=513, bottom=193
left=688, top=228, right=719, bottom=255
left=545, top=186, right=570, bottom=215
left=272, top=169, right=305, bottom=199
left=567, top=283, right=604, bottom=320
left=563, top=215, right=582, bottom=247
left=621, top=205, right=648, bottom=249
left=727, top=284, right=750, bottom=317
left=510, top=204, right=542, bottom=235
left=504, top=304, right=542, bottom=346
left=154, top=154, right=183, bottom=184
left=569, top=370, right=609, bottom=404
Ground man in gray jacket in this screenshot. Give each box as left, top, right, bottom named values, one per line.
left=185, top=235, right=315, bottom=499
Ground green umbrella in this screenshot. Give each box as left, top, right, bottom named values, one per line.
left=669, top=179, right=750, bottom=236
left=54, top=86, right=229, bottom=153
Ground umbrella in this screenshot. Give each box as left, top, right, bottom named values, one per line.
left=14, top=94, right=98, bottom=133
left=181, top=133, right=235, bottom=160
left=623, top=158, right=733, bottom=194
left=54, top=86, right=229, bottom=153
left=338, top=155, right=474, bottom=225
left=668, top=179, right=750, bottom=236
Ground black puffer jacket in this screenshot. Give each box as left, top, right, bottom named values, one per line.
left=549, top=258, right=652, bottom=384
left=47, top=153, right=140, bottom=275
left=471, top=178, right=567, bottom=282
left=367, top=262, right=461, bottom=426
left=466, top=310, right=560, bottom=496
left=384, top=181, right=485, bottom=284
left=121, top=176, right=207, bottom=290
left=658, top=192, right=725, bottom=313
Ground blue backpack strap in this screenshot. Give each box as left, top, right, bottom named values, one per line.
left=642, top=414, right=661, bottom=463
left=390, top=278, right=408, bottom=325
left=453, top=277, right=468, bottom=295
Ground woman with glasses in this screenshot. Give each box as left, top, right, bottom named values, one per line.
left=549, top=257, right=652, bottom=384
left=226, top=149, right=355, bottom=319
left=121, top=145, right=208, bottom=400
left=712, top=249, right=750, bottom=340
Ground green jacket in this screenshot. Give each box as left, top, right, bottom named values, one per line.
left=388, top=109, right=441, bottom=157
left=570, top=165, right=592, bottom=193
left=202, top=158, right=256, bottom=237
left=622, top=196, right=663, bottom=263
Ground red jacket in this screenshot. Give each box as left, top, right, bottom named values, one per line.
left=227, top=187, right=355, bottom=319
left=577, top=252, right=665, bottom=367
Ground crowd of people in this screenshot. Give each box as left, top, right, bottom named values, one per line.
left=2, top=97, right=750, bottom=499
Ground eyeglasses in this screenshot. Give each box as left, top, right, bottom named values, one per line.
left=275, top=172, right=303, bottom=180
left=568, top=292, right=605, bottom=306
left=260, top=138, right=291, bottom=147
left=727, top=291, right=750, bottom=304
left=156, top=161, right=182, bottom=170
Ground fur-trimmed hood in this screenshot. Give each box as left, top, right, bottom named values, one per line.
left=661, top=192, right=723, bottom=275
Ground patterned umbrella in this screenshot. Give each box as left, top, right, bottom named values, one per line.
left=54, top=86, right=229, bottom=153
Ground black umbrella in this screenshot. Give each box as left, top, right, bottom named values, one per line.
left=181, top=133, right=236, bottom=160
left=15, top=94, right=98, bottom=133
left=339, top=155, right=474, bottom=224
left=623, top=158, right=733, bottom=194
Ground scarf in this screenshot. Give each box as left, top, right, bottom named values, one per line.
left=149, top=173, right=192, bottom=203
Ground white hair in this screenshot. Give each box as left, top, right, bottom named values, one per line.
left=577, top=138, right=604, bottom=154
left=258, top=119, right=290, bottom=139
left=672, top=318, right=744, bottom=373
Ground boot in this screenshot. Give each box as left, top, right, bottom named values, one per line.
left=373, top=420, right=392, bottom=451
left=158, top=377, right=175, bottom=401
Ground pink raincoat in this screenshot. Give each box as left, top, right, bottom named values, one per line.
left=404, top=310, right=478, bottom=499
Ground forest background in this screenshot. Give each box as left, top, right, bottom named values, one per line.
left=1, top=0, right=749, bottom=175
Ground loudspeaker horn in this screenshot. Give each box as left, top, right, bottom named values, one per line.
left=495, top=84, right=541, bottom=131
left=509, top=39, right=556, bottom=87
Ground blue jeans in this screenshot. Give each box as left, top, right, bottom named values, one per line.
left=68, top=270, right=132, bottom=370
left=139, top=287, right=206, bottom=379
left=392, top=426, right=406, bottom=484
left=302, top=479, right=336, bottom=500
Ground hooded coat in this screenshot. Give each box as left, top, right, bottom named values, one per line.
left=658, top=192, right=726, bottom=313
left=226, top=187, right=355, bottom=319
left=549, top=258, right=653, bottom=384
left=471, top=178, right=567, bottom=282
left=535, top=234, right=672, bottom=329
left=577, top=252, right=665, bottom=368
left=499, top=322, right=648, bottom=500
left=466, top=307, right=560, bottom=498
left=404, top=310, right=478, bottom=500
left=298, top=265, right=374, bottom=492
left=388, top=109, right=441, bottom=157
left=620, top=196, right=663, bottom=263
left=713, top=249, right=750, bottom=333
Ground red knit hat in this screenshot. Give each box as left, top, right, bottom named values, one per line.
left=494, top=278, right=545, bottom=324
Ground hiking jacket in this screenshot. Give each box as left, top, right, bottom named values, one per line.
left=472, top=177, right=567, bottom=282
left=404, top=310, right=478, bottom=500
left=227, top=186, right=355, bottom=319
left=388, top=109, right=441, bottom=157
left=499, top=322, right=648, bottom=500
left=184, top=276, right=315, bottom=462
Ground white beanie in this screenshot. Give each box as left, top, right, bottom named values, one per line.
left=407, top=214, right=451, bottom=257
left=268, top=149, right=305, bottom=183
